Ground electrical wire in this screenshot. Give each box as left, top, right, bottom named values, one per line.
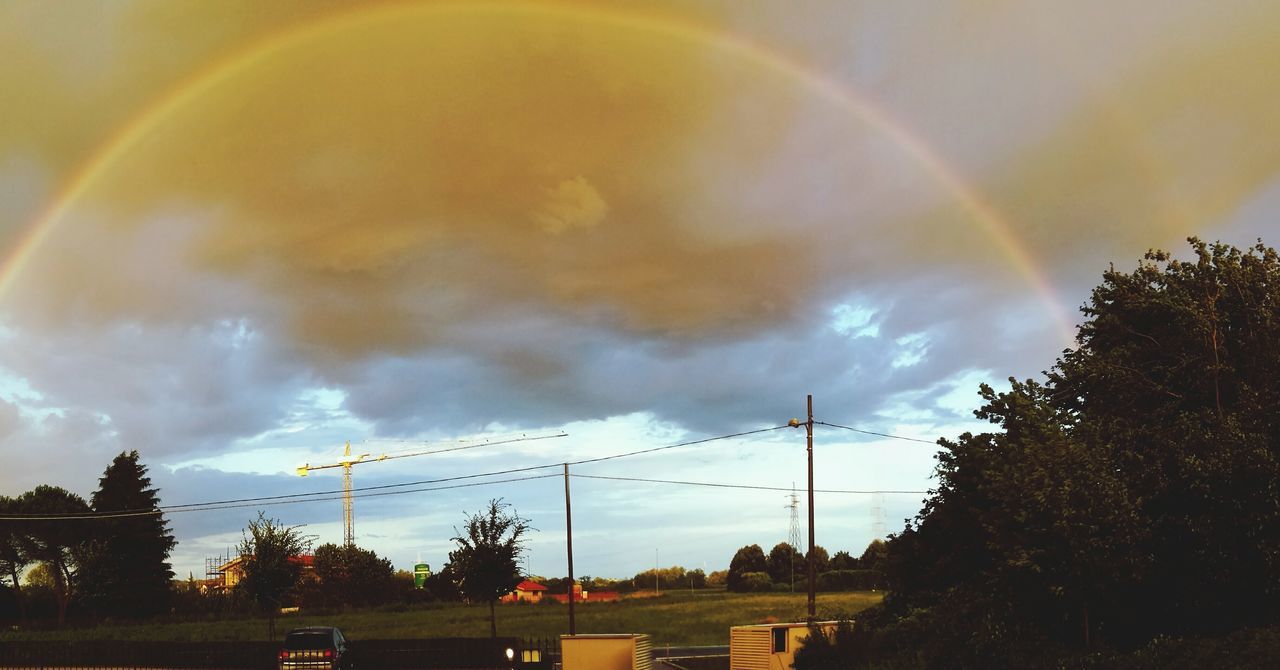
left=566, top=425, right=791, bottom=466
left=0, top=473, right=564, bottom=520
left=815, top=421, right=939, bottom=445
left=571, top=473, right=926, bottom=495
left=1, top=425, right=791, bottom=520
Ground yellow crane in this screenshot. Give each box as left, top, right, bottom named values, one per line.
left=297, top=432, right=567, bottom=545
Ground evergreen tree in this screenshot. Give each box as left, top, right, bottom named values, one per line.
left=78, top=451, right=176, bottom=619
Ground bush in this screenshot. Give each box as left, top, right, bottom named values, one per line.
left=737, top=572, right=773, bottom=593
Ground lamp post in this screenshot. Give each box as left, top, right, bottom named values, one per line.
left=788, top=394, right=816, bottom=621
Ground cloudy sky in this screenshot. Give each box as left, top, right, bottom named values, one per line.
left=3, top=0, right=1279, bottom=582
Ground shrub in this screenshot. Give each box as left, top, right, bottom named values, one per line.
left=737, top=572, right=773, bottom=593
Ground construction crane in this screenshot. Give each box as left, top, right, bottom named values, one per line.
left=297, top=432, right=568, bottom=546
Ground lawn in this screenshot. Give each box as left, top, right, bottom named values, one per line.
left=1, top=590, right=883, bottom=646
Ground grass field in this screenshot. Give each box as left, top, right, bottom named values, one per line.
left=1, top=590, right=883, bottom=646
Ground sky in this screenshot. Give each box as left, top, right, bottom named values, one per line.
left=2, top=0, right=1280, bottom=583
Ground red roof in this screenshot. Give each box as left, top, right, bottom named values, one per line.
left=515, top=580, right=548, bottom=592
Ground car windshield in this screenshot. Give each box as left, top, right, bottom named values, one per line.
left=284, top=632, right=332, bottom=650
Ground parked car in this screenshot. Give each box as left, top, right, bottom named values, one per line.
left=278, top=626, right=351, bottom=670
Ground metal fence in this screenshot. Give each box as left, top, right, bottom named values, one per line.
left=0, top=636, right=561, bottom=669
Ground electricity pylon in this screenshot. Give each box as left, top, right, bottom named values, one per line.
left=786, top=483, right=801, bottom=592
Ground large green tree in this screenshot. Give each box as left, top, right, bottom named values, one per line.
left=766, top=542, right=803, bottom=590
left=0, top=495, right=32, bottom=625
left=448, top=499, right=531, bottom=638
left=18, top=486, right=90, bottom=627
left=78, top=451, right=176, bottom=620
left=726, top=544, right=767, bottom=592
left=874, top=239, right=1280, bottom=664
left=308, top=542, right=396, bottom=608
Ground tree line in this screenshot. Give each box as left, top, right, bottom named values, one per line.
left=725, top=539, right=887, bottom=593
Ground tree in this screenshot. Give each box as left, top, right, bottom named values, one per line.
left=872, top=239, right=1280, bottom=664
left=448, top=499, right=532, bottom=637
left=18, top=486, right=90, bottom=627
left=309, top=543, right=396, bottom=608
left=829, top=550, right=857, bottom=572
left=807, top=545, right=830, bottom=577
left=726, top=544, right=767, bottom=592
left=235, top=512, right=310, bottom=639
left=858, top=540, right=888, bottom=570
left=0, top=495, right=32, bottom=625
left=77, top=451, right=176, bottom=619
left=766, top=542, right=803, bottom=590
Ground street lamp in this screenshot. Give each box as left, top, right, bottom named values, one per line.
left=788, top=394, right=816, bottom=621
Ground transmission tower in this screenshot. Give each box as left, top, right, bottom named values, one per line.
left=870, top=491, right=886, bottom=538
left=786, top=483, right=801, bottom=592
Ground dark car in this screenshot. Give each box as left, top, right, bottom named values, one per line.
left=278, top=626, right=351, bottom=670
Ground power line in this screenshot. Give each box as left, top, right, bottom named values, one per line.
left=3, top=425, right=791, bottom=520
left=814, top=421, right=939, bottom=445
left=571, top=473, right=927, bottom=495
left=567, top=425, right=791, bottom=466
left=0, top=473, right=564, bottom=521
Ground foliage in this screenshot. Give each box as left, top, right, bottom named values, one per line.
left=0, top=495, right=32, bottom=625
left=448, top=499, right=532, bottom=637
left=77, top=451, right=177, bottom=620
left=17, top=485, right=90, bottom=627
left=727, top=544, right=767, bottom=592
left=631, top=565, right=703, bottom=591
left=807, top=545, right=831, bottom=575
left=766, top=542, right=803, bottom=588
left=829, top=550, right=857, bottom=572
left=872, top=239, right=1280, bottom=665
left=234, top=512, right=310, bottom=614
left=817, top=570, right=885, bottom=592
left=859, top=540, right=888, bottom=570
left=736, top=571, right=773, bottom=593
left=792, top=619, right=867, bottom=670
left=304, top=543, right=397, bottom=609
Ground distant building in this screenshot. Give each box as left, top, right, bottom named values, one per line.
left=547, top=582, right=621, bottom=604
left=502, top=579, right=549, bottom=603
left=215, top=554, right=316, bottom=590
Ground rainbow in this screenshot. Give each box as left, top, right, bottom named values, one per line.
left=1, top=1, right=1075, bottom=344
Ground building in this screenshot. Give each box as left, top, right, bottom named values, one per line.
left=501, top=579, right=549, bottom=603
left=216, top=554, right=316, bottom=590
left=547, top=582, right=621, bottom=604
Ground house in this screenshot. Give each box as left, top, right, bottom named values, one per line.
left=501, top=579, right=549, bottom=603
left=216, top=554, right=316, bottom=590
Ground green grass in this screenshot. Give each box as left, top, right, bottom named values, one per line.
left=1, top=591, right=883, bottom=646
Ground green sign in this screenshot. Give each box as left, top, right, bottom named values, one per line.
left=414, top=563, right=431, bottom=589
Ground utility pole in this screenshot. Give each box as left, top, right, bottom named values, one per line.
left=563, top=464, right=576, bottom=635
left=788, top=394, right=816, bottom=621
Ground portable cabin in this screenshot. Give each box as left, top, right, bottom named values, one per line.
left=560, top=633, right=652, bottom=670
left=729, top=621, right=838, bottom=670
